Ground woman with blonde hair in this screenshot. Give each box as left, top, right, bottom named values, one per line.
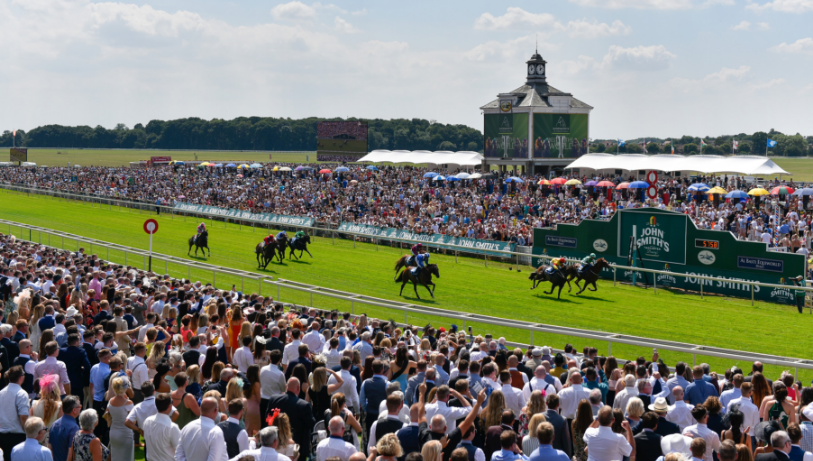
left=202, top=390, right=228, bottom=422
left=481, top=389, right=506, bottom=429
left=222, top=377, right=245, bottom=415
left=14, top=289, right=32, bottom=320
left=146, top=340, right=166, bottom=379
left=239, top=321, right=252, bottom=351
left=420, top=440, right=442, bottom=461
left=31, top=374, right=63, bottom=445
left=185, top=365, right=203, bottom=399
left=419, top=338, right=431, bottom=361
left=105, top=377, right=135, bottom=461
left=306, top=367, right=344, bottom=418
left=372, top=433, right=403, bottom=461
left=519, top=414, right=545, bottom=455
left=29, top=303, right=45, bottom=352
left=625, top=397, right=645, bottom=432
left=520, top=390, right=547, bottom=438
left=197, top=313, right=210, bottom=335
left=271, top=412, right=299, bottom=460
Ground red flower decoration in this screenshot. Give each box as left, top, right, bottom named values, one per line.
left=265, top=408, right=280, bottom=427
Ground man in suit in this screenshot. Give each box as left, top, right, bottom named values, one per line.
left=266, top=377, right=316, bottom=461
left=0, top=324, right=20, bottom=365
left=754, top=431, right=793, bottom=460
left=633, top=412, right=663, bottom=461
left=648, top=398, right=680, bottom=437
left=544, top=394, right=573, bottom=458
left=744, top=361, right=774, bottom=390
left=92, top=301, right=112, bottom=326
left=405, top=361, right=427, bottom=407
left=266, top=327, right=285, bottom=355
left=60, top=333, right=91, bottom=404
left=284, top=344, right=312, bottom=381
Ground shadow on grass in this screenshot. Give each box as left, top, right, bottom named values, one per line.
left=398, top=295, right=438, bottom=304
left=570, top=294, right=609, bottom=303
left=534, top=293, right=577, bottom=303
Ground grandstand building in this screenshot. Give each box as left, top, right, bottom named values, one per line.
left=481, top=51, right=593, bottom=176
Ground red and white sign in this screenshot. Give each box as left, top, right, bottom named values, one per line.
left=150, top=156, right=172, bottom=163
left=647, top=186, right=658, bottom=199
left=646, top=170, right=658, bottom=184
left=143, top=219, right=159, bottom=235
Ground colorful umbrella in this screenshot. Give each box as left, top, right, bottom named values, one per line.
left=584, top=180, right=598, bottom=186
left=433, top=175, right=446, bottom=181
left=279, top=167, right=292, bottom=171
left=725, top=190, right=748, bottom=199
left=319, top=169, right=332, bottom=174
left=238, top=164, right=250, bottom=169
left=771, top=186, right=795, bottom=195
left=250, top=163, right=262, bottom=169
left=616, top=182, right=630, bottom=189
left=628, top=181, right=650, bottom=189
left=455, top=172, right=471, bottom=179
left=366, top=165, right=378, bottom=170
left=687, top=184, right=710, bottom=192
left=294, top=166, right=306, bottom=171
left=708, top=186, right=728, bottom=194
left=335, top=167, right=350, bottom=172
left=596, top=181, right=616, bottom=188
left=226, top=163, right=237, bottom=168
left=446, top=176, right=461, bottom=181
left=538, top=179, right=551, bottom=186
left=423, top=172, right=439, bottom=178
left=565, top=179, right=582, bottom=186
left=272, top=166, right=279, bottom=171
left=550, top=177, right=568, bottom=185
left=505, top=177, right=524, bottom=184
left=792, top=188, right=813, bottom=196
left=747, top=188, right=769, bottom=196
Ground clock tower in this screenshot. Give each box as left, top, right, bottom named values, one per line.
left=526, top=51, right=547, bottom=85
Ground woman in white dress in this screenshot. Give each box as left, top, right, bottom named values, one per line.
left=31, top=374, right=63, bottom=445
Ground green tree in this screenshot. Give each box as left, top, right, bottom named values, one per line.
left=738, top=142, right=751, bottom=153
left=437, top=141, right=457, bottom=151
left=626, top=143, right=643, bottom=153
left=783, top=134, right=808, bottom=157
left=719, top=143, right=732, bottom=154
left=646, top=142, right=660, bottom=153
left=752, top=131, right=768, bottom=155
left=684, top=143, right=698, bottom=154
left=595, top=143, right=606, bottom=153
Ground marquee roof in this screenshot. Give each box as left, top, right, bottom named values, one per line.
left=358, top=150, right=484, bottom=167
left=564, top=154, right=791, bottom=176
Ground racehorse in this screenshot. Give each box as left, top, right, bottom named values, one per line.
left=528, top=263, right=577, bottom=299
left=276, top=234, right=289, bottom=261
left=394, top=254, right=418, bottom=281
left=570, top=258, right=611, bottom=294
left=396, top=264, right=439, bottom=299
left=288, top=234, right=313, bottom=260
left=255, top=241, right=280, bottom=269
left=188, top=229, right=210, bottom=258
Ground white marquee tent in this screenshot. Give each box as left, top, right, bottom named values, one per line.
left=564, top=154, right=791, bottom=176
left=358, top=150, right=484, bottom=167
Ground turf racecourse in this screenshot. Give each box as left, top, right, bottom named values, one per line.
left=1, top=189, right=810, bottom=382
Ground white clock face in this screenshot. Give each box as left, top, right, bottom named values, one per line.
left=536, top=64, right=545, bottom=75
left=528, top=64, right=535, bottom=75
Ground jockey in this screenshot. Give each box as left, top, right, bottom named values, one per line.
left=261, top=234, right=275, bottom=248
left=295, top=230, right=307, bottom=240
left=276, top=230, right=287, bottom=241
left=195, top=222, right=206, bottom=244
left=412, top=252, right=430, bottom=276
left=408, top=243, right=424, bottom=266
left=547, top=257, right=566, bottom=276
left=580, top=253, right=597, bottom=275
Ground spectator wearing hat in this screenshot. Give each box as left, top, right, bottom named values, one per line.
left=648, top=397, right=680, bottom=438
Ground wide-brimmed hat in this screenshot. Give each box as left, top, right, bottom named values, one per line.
left=660, top=434, right=693, bottom=457
left=648, top=397, right=669, bottom=413
left=755, top=420, right=783, bottom=443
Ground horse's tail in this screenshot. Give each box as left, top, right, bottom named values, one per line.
left=394, top=270, right=405, bottom=283
left=394, top=256, right=405, bottom=271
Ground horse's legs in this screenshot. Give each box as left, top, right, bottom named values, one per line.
left=544, top=283, right=554, bottom=295
left=206, top=245, right=210, bottom=257
left=305, top=248, right=313, bottom=258
left=399, top=276, right=407, bottom=296
left=589, top=280, right=598, bottom=291
left=188, top=243, right=192, bottom=256
left=412, top=280, right=420, bottom=299
left=557, top=284, right=563, bottom=299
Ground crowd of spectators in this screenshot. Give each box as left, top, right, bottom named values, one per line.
left=317, top=123, right=368, bottom=141
left=0, top=165, right=811, bottom=250
left=1, top=232, right=813, bottom=461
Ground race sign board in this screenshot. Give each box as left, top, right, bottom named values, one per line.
left=10, top=148, right=27, bottom=163
left=647, top=186, right=658, bottom=200
left=646, top=171, right=658, bottom=184
left=143, top=219, right=159, bottom=234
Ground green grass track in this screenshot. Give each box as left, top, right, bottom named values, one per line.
left=0, top=188, right=810, bottom=381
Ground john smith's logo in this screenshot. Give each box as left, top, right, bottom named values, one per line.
left=698, top=250, right=716, bottom=265
left=650, top=216, right=657, bottom=226
left=593, top=239, right=608, bottom=252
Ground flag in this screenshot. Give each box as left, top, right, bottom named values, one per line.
left=671, top=143, right=675, bottom=155
left=733, top=140, right=739, bottom=151
left=618, top=139, right=625, bottom=147
left=767, top=139, right=777, bottom=148
left=701, top=140, right=707, bottom=148
left=12, top=130, right=16, bottom=137
left=643, top=140, right=648, bottom=153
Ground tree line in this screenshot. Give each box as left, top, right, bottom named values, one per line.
left=0, top=117, right=484, bottom=153
left=594, top=130, right=813, bottom=157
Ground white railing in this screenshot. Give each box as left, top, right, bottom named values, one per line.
left=2, top=183, right=812, bottom=307
left=4, top=218, right=813, bottom=376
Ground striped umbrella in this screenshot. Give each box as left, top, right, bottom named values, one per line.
left=538, top=179, right=551, bottom=186
left=770, top=186, right=795, bottom=195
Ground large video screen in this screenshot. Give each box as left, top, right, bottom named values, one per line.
left=317, top=121, right=368, bottom=161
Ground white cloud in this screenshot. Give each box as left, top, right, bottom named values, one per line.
left=270, top=1, right=316, bottom=20
left=704, top=65, right=751, bottom=82
left=351, top=8, right=368, bottom=16
left=566, top=19, right=632, bottom=38
left=569, top=0, right=731, bottom=9
left=334, top=16, right=360, bottom=33
left=757, top=22, right=771, bottom=30
left=602, top=45, right=676, bottom=71
left=750, top=78, right=786, bottom=90
left=746, top=0, right=813, bottom=13
left=474, top=7, right=631, bottom=38
left=772, top=37, right=813, bottom=55
left=474, top=8, right=558, bottom=30
left=731, top=20, right=751, bottom=30
left=464, top=35, right=539, bottom=61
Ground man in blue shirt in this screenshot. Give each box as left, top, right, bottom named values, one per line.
left=89, top=349, right=112, bottom=446
left=360, top=360, right=390, bottom=444
left=48, top=396, right=81, bottom=461
left=529, top=422, right=569, bottom=461
left=12, top=417, right=53, bottom=461
left=665, top=362, right=690, bottom=405
left=491, top=431, right=529, bottom=461
left=684, top=365, right=718, bottom=406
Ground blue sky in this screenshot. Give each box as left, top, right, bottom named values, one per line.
left=3, top=0, right=811, bottom=139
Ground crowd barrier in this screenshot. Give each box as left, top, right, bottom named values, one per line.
left=3, top=183, right=813, bottom=308
left=3, top=218, right=813, bottom=378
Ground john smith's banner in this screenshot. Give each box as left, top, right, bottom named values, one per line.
left=174, top=203, right=315, bottom=227
left=338, top=222, right=515, bottom=256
